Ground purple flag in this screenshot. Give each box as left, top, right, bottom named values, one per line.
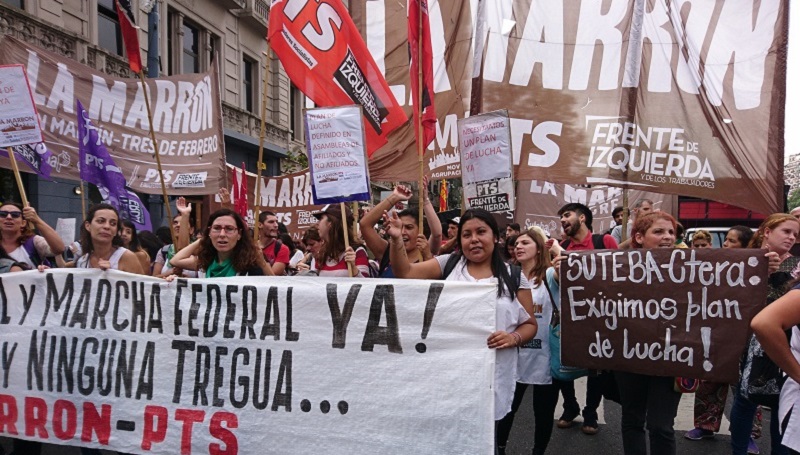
left=0, top=142, right=53, bottom=179
left=77, top=100, right=151, bottom=232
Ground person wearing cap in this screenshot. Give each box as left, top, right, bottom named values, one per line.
left=314, top=204, right=370, bottom=277
left=440, top=216, right=461, bottom=254
left=359, top=184, right=442, bottom=277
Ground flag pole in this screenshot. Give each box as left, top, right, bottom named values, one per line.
left=341, top=202, right=354, bottom=277
left=416, top=2, right=425, bottom=235
left=137, top=70, right=177, bottom=247
left=254, top=49, right=270, bottom=243
left=79, top=181, right=87, bottom=221
left=6, top=147, right=29, bottom=207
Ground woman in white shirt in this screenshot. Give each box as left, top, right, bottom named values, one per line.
left=496, top=226, right=560, bottom=455
left=386, top=208, right=536, bottom=454
left=74, top=204, right=143, bottom=274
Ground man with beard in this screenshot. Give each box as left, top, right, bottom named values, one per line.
left=259, top=211, right=291, bottom=275
left=553, top=202, right=618, bottom=436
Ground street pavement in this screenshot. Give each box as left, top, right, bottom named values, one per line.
left=505, top=377, right=773, bottom=455
left=0, top=378, right=776, bottom=454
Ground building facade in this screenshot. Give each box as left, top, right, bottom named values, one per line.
left=0, top=0, right=305, bottom=230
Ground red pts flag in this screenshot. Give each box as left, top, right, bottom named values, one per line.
left=268, top=0, right=406, bottom=157
left=236, top=162, right=248, bottom=218
left=114, top=0, right=143, bottom=74
left=408, top=0, right=436, bottom=149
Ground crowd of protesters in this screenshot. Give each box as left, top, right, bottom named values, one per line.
left=5, top=188, right=800, bottom=455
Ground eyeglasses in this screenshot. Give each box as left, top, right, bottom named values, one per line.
left=210, top=225, right=239, bottom=234
left=0, top=211, right=23, bottom=219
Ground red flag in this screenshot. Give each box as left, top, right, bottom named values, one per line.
left=236, top=162, right=248, bottom=218
left=408, top=0, right=437, bottom=149
left=268, top=0, right=406, bottom=157
left=114, top=0, right=143, bottom=74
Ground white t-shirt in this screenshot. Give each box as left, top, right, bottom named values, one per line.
left=780, top=325, right=800, bottom=450
left=517, top=267, right=558, bottom=385
left=7, top=235, right=52, bottom=268
left=435, top=254, right=532, bottom=420
left=75, top=247, right=126, bottom=270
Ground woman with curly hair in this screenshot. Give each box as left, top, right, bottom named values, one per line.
left=170, top=208, right=271, bottom=277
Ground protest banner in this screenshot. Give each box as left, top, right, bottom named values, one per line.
left=352, top=0, right=788, bottom=214
left=0, top=64, right=43, bottom=148
left=0, top=270, right=496, bottom=454
left=306, top=106, right=370, bottom=205
left=0, top=36, right=226, bottom=196
left=559, top=248, right=768, bottom=383
left=514, top=181, right=675, bottom=237
left=210, top=167, right=324, bottom=243
left=458, top=110, right=515, bottom=213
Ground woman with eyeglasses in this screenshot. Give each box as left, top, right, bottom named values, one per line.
left=169, top=209, right=271, bottom=278
left=0, top=202, right=65, bottom=268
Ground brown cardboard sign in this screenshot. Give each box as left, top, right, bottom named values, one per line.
left=560, top=248, right=768, bottom=382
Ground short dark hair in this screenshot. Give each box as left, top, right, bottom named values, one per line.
left=612, top=206, right=628, bottom=218
left=558, top=203, right=593, bottom=231
left=507, top=223, right=520, bottom=231
left=259, top=210, right=276, bottom=224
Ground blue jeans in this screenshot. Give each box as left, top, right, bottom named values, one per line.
left=730, top=390, right=786, bottom=455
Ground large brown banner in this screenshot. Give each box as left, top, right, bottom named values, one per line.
left=210, top=166, right=323, bottom=243
left=353, top=0, right=787, bottom=214
left=515, top=180, right=676, bottom=237
left=0, top=36, right=226, bottom=195
left=560, top=249, right=767, bottom=382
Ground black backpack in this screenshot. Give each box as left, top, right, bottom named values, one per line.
left=441, top=254, right=522, bottom=296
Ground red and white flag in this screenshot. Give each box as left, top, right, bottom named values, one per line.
left=114, top=0, right=143, bottom=73
left=408, top=0, right=437, bottom=149
left=267, top=0, right=407, bottom=157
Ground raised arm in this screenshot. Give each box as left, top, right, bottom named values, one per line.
left=359, top=185, right=413, bottom=261
left=170, top=238, right=201, bottom=271
left=385, top=211, right=442, bottom=280
left=175, top=197, right=191, bottom=252
left=422, top=180, right=442, bottom=255
left=23, top=205, right=65, bottom=255
left=751, top=289, right=800, bottom=383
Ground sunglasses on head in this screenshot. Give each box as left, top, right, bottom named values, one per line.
left=0, top=211, right=22, bottom=219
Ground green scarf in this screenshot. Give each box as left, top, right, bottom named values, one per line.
left=205, top=257, right=236, bottom=278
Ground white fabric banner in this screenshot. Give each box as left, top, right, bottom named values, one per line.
left=0, top=270, right=496, bottom=454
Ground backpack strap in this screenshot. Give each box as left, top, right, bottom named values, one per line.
left=591, top=233, right=607, bottom=249
left=378, top=248, right=392, bottom=276
left=508, top=264, right=522, bottom=296
left=273, top=239, right=283, bottom=257
left=441, top=254, right=462, bottom=279
left=560, top=238, right=571, bottom=249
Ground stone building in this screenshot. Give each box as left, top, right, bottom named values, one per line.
left=785, top=154, right=800, bottom=195
left=0, top=0, right=304, bottom=230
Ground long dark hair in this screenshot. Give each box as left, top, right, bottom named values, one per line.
left=80, top=204, right=124, bottom=257
left=452, top=209, right=517, bottom=299
left=0, top=201, right=35, bottom=245
left=320, top=211, right=363, bottom=263
left=197, top=209, right=261, bottom=273
left=119, top=219, right=142, bottom=252
left=727, top=225, right=754, bottom=248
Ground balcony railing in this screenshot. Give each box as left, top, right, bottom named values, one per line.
left=240, top=0, right=269, bottom=29
left=222, top=102, right=290, bottom=150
